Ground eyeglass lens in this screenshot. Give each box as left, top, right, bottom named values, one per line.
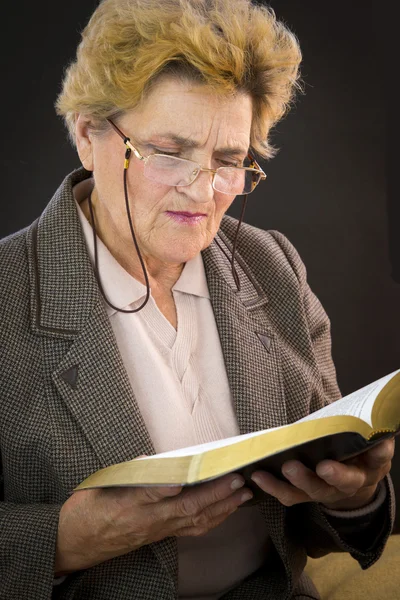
left=143, top=154, right=261, bottom=195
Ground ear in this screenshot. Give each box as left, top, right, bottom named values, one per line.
left=75, top=113, right=94, bottom=171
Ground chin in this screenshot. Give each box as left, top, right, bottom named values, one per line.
left=164, top=250, right=201, bottom=265
left=156, top=246, right=202, bottom=266
left=156, top=236, right=208, bottom=264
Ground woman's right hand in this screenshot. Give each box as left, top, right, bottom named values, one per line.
left=54, top=473, right=252, bottom=575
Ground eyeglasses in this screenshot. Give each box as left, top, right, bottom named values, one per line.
left=107, top=119, right=266, bottom=195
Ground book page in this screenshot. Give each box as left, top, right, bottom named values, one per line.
left=137, top=424, right=290, bottom=460
left=299, top=369, right=400, bottom=427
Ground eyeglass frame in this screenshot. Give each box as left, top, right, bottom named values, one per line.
left=106, top=119, right=266, bottom=195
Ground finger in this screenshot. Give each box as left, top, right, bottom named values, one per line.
left=172, top=474, right=246, bottom=519
left=315, top=439, right=394, bottom=493
left=362, top=439, right=395, bottom=470
left=251, top=470, right=311, bottom=506
left=280, top=461, right=346, bottom=503
left=137, top=484, right=183, bottom=504
left=315, top=460, right=367, bottom=495
left=176, top=510, right=236, bottom=537
left=194, top=486, right=253, bottom=521
left=175, top=487, right=253, bottom=536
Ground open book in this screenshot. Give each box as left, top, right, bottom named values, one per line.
left=75, top=369, right=400, bottom=500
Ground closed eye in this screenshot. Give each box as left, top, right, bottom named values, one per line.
left=218, top=159, right=240, bottom=167
left=152, top=148, right=241, bottom=167
left=153, top=149, right=180, bottom=157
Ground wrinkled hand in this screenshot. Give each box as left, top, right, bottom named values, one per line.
left=251, top=438, right=394, bottom=510
left=55, top=472, right=252, bottom=575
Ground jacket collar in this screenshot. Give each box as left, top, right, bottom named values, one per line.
left=27, top=167, right=99, bottom=338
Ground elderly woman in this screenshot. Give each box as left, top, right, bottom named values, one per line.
left=0, top=0, right=395, bottom=599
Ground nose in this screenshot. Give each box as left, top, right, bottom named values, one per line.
left=178, top=168, right=214, bottom=204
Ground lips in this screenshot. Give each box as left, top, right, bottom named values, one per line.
left=166, top=211, right=207, bottom=225
left=168, top=211, right=207, bottom=217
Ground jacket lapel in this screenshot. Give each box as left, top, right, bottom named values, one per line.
left=203, top=231, right=291, bottom=585
left=51, top=301, right=156, bottom=467
left=202, top=232, right=287, bottom=435
left=27, top=169, right=155, bottom=467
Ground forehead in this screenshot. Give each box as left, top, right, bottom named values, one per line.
left=125, top=77, right=253, bottom=152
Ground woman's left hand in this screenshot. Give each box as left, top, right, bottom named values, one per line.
left=251, top=438, right=395, bottom=510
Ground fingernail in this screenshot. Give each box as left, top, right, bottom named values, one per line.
left=231, top=478, right=245, bottom=490
left=251, top=474, right=261, bottom=485
left=283, top=466, right=297, bottom=476
left=241, top=492, right=253, bottom=503
left=319, top=466, right=333, bottom=477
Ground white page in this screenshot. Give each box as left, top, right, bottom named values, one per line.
left=298, top=369, right=400, bottom=427
left=137, top=424, right=289, bottom=460
left=138, top=369, right=399, bottom=461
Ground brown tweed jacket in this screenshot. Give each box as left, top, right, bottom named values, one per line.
left=0, top=167, right=395, bottom=600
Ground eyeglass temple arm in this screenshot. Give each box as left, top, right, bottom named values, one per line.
left=106, top=119, right=144, bottom=161
left=247, top=152, right=266, bottom=180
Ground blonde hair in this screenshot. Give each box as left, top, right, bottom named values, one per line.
left=55, top=0, right=302, bottom=158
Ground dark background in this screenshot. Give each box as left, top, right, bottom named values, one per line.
left=1, top=1, right=398, bottom=527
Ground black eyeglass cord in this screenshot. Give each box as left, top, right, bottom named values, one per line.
left=88, top=150, right=245, bottom=314
left=88, top=147, right=151, bottom=314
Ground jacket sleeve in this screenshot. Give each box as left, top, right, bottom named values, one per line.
left=0, top=453, right=65, bottom=599
left=269, top=230, right=395, bottom=569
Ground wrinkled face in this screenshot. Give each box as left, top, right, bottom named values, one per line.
left=76, top=77, right=253, bottom=266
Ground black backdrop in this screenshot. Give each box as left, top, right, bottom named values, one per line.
left=1, top=1, right=399, bottom=526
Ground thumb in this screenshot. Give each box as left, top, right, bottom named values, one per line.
left=364, top=438, right=395, bottom=469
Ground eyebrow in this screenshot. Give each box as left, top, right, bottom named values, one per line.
left=142, top=133, right=249, bottom=157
